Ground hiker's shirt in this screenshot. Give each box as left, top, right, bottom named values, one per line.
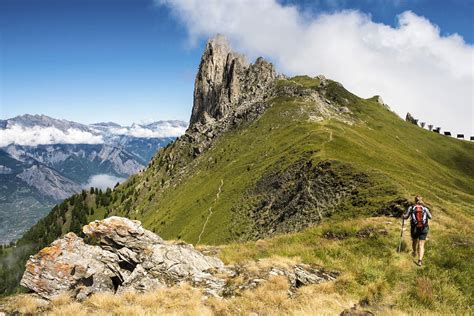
left=403, top=205, right=432, bottom=226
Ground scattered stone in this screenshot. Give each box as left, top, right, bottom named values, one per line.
left=323, top=231, right=350, bottom=240
left=356, top=228, right=375, bottom=238
left=340, top=304, right=374, bottom=316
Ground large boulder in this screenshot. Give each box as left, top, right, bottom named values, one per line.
left=21, top=217, right=224, bottom=300
left=20, top=232, right=121, bottom=300
left=21, top=217, right=337, bottom=300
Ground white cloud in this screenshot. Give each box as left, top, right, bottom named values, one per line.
left=0, top=125, right=104, bottom=147
left=109, top=122, right=188, bottom=138
left=84, top=174, right=125, bottom=190
left=158, top=0, right=474, bottom=135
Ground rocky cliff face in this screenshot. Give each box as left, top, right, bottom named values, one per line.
left=190, top=35, right=277, bottom=126
left=16, top=164, right=82, bottom=200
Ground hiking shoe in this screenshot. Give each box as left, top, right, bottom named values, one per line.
left=411, top=251, right=416, bottom=257
left=417, top=260, right=423, bottom=267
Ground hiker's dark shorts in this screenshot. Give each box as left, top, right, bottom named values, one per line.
left=411, top=226, right=429, bottom=240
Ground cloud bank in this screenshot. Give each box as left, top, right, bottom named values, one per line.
left=0, top=125, right=104, bottom=147
left=158, top=0, right=474, bottom=135
left=108, top=122, right=188, bottom=138
left=84, top=174, right=125, bottom=190
left=0, top=118, right=188, bottom=147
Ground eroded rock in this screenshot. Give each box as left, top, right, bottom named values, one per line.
left=20, top=232, right=121, bottom=300
left=190, top=35, right=277, bottom=126
left=21, top=217, right=224, bottom=300
left=405, top=112, right=418, bottom=125
left=21, top=217, right=337, bottom=300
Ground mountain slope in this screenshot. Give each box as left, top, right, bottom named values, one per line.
left=108, top=76, right=472, bottom=245
left=1, top=37, right=472, bottom=312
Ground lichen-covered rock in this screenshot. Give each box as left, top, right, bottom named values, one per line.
left=20, top=232, right=121, bottom=300
left=83, top=216, right=162, bottom=255
left=21, top=217, right=224, bottom=300
left=21, top=217, right=337, bottom=300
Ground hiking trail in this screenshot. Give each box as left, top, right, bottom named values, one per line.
left=197, top=179, right=224, bottom=244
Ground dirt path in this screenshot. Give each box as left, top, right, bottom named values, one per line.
left=197, top=179, right=224, bottom=245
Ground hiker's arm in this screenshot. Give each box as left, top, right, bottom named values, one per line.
left=425, top=208, right=432, bottom=219
left=402, top=207, right=411, bottom=220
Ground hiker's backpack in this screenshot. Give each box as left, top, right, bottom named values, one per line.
left=412, top=205, right=427, bottom=228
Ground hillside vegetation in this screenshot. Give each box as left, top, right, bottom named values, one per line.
left=108, top=77, right=472, bottom=244
left=1, top=73, right=473, bottom=313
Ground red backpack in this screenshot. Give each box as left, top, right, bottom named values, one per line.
left=413, top=205, right=425, bottom=228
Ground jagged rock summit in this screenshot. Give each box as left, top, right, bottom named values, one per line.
left=20, top=217, right=337, bottom=300
left=190, top=35, right=277, bottom=126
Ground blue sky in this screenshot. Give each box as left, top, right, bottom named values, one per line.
left=0, top=0, right=473, bottom=131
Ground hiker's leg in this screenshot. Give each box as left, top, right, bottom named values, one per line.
left=412, top=239, right=418, bottom=255
left=419, top=240, right=425, bottom=261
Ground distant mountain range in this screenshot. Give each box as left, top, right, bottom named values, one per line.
left=0, top=114, right=187, bottom=244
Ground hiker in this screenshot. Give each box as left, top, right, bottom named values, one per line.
left=403, top=196, right=432, bottom=266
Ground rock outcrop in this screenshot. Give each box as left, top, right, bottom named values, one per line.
left=190, top=35, right=277, bottom=126
left=236, top=160, right=372, bottom=240
left=21, top=217, right=337, bottom=300
left=21, top=217, right=224, bottom=300
left=405, top=112, right=418, bottom=125
left=373, top=95, right=390, bottom=110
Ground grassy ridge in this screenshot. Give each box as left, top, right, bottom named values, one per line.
left=106, top=77, right=473, bottom=245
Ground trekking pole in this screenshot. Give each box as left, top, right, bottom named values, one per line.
left=397, top=218, right=405, bottom=253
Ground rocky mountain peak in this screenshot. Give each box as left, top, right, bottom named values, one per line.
left=190, top=35, right=277, bottom=126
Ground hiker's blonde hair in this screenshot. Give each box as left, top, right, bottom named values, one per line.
left=415, top=196, right=423, bottom=204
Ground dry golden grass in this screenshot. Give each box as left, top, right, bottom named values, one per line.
left=50, top=292, right=73, bottom=307
left=14, top=294, right=48, bottom=314
left=2, top=277, right=356, bottom=316
left=204, top=276, right=356, bottom=316
left=48, top=302, right=89, bottom=316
